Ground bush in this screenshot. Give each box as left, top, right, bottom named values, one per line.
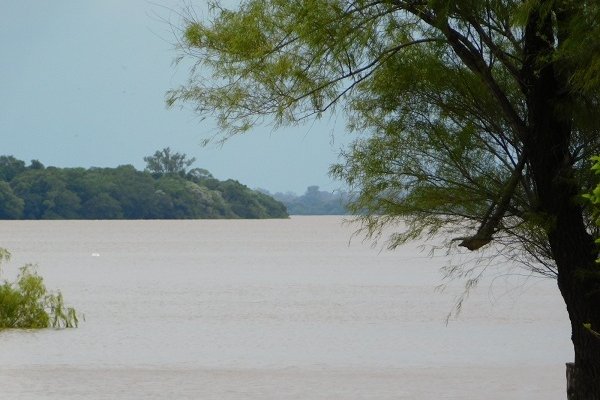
left=0, top=249, right=79, bottom=329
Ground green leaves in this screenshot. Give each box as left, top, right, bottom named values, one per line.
left=169, top=0, right=414, bottom=134
left=184, top=23, right=204, bottom=47
left=144, top=147, right=196, bottom=177
left=0, top=251, right=80, bottom=330
left=584, top=156, right=600, bottom=257
left=583, top=156, right=600, bottom=208
left=0, top=154, right=287, bottom=220
left=169, top=0, right=600, bottom=278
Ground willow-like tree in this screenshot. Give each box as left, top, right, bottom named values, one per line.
left=168, top=1, right=600, bottom=397
left=144, top=147, right=197, bottom=176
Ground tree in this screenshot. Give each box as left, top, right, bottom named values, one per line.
left=81, top=193, right=124, bottom=219
left=0, top=155, right=287, bottom=220
left=143, top=147, right=196, bottom=176
left=0, top=156, right=26, bottom=182
left=168, top=1, right=600, bottom=397
left=218, top=179, right=285, bottom=218
left=0, top=249, right=79, bottom=329
left=186, top=167, right=214, bottom=182
left=28, top=160, right=44, bottom=170
left=108, top=165, right=160, bottom=219
left=0, top=181, right=24, bottom=219
left=11, top=169, right=81, bottom=219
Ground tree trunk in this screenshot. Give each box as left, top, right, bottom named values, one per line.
left=522, top=6, right=600, bottom=399
left=567, top=363, right=576, bottom=399
left=554, top=221, right=600, bottom=399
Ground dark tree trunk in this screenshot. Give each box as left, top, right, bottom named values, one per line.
left=554, top=217, right=600, bottom=400
left=523, top=6, right=600, bottom=399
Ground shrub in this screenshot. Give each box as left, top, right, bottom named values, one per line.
left=0, top=249, right=79, bottom=329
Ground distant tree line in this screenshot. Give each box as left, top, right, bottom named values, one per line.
left=0, top=151, right=288, bottom=219
left=266, top=186, right=349, bottom=215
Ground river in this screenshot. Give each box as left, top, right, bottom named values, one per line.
left=0, top=216, right=571, bottom=399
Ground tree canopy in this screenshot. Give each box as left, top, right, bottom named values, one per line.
left=168, top=1, right=600, bottom=269
left=0, top=155, right=288, bottom=220
left=144, top=147, right=197, bottom=176
left=168, top=1, right=600, bottom=397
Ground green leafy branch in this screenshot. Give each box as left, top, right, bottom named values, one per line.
left=0, top=250, right=81, bottom=329
left=584, top=323, right=600, bottom=340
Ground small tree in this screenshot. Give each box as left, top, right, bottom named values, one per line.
left=0, top=249, right=79, bottom=329
left=143, top=147, right=196, bottom=176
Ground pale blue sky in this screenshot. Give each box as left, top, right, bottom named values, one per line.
left=0, top=1, right=351, bottom=194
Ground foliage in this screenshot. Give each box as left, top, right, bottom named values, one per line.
left=168, top=0, right=600, bottom=275
left=219, top=179, right=288, bottom=218
left=144, top=147, right=196, bottom=177
left=584, top=156, right=600, bottom=255
left=0, top=154, right=287, bottom=220
left=0, top=181, right=24, bottom=219
left=0, top=156, right=26, bottom=182
left=0, top=250, right=79, bottom=329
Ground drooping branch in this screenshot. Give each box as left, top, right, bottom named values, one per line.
left=457, top=150, right=528, bottom=250
left=288, top=38, right=441, bottom=106
left=465, top=16, right=522, bottom=81
left=440, top=25, right=528, bottom=140
left=393, top=1, right=528, bottom=141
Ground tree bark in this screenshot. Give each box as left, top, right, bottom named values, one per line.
left=522, top=5, right=600, bottom=399
left=567, top=363, right=576, bottom=399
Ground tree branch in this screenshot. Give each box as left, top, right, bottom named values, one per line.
left=456, top=150, right=528, bottom=250
left=394, top=1, right=528, bottom=141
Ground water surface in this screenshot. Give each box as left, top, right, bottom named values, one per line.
left=0, top=217, right=571, bottom=399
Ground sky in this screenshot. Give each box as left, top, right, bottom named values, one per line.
left=0, top=1, right=353, bottom=194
